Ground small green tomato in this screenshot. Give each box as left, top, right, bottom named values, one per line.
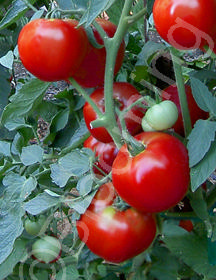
left=32, top=236, right=62, bottom=263
left=24, top=216, right=46, bottom=236
left=142, top=100, right=178, bottom=131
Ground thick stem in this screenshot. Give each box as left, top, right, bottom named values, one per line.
left=170, top=48, right=192, bottom=137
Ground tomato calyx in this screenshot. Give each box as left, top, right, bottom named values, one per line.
left=123, top=131, right=145, bottom=157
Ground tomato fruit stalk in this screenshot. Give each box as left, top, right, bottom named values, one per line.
left=112, top=132, right=190, bottom=213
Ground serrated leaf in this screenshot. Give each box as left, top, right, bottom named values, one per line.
left=56, top=265, right=80, bottom=280
left=68, top=189, right=97, bottom=214
left=0, top=239, right=28, bottom=279
left=77, top=174, right=93, bottom=196
left=0, top=0, right=36, bottom=30
left=24, top=192, right=63, bottom=215
left=190, top=140, right=216, bottom=191
left=20, top=145, right=44, bottom=166
left=0, top=50, right=13, bottom=69
left=1, top=79, right=50, bottom=130
left=50, top=149, right=90, bottom=187
left=187, top=120, right=216, bottom=167
left=190, top=77, right=216, bottom=114
left=163, top=223, right=216, bottom=278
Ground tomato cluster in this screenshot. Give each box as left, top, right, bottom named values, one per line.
left=18, top=18, right=125, bottom=85
left=18, top=15, right=195, bottom=265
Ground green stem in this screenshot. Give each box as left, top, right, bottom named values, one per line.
left=22, top=0, right=38, bottom=12
left=101, top=0, right=136, bottom=148
left=69, top=78, right=103, bottom=117
left=170, top=48, right=192, bottom=138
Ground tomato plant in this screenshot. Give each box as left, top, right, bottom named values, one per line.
left=161, top=84, right=209, bottom=136
left=83, top=135, right=118, bottom=175
left=18, top=19, right=88, bottom=81
left=73, top=18, right=125, bottom=88
left=153, top=0, right=216, bottom=50
left=76, top=183, right=157, bottom=263
left=24, top=215, right=46, bottom=236
left=112, top=132, right=190, bottom=213
left=31, top=236, right=62, bottom=263
left=141, top=100, right=178, bottom=131
left=83, top=82, right=146, bottom=143
left=1, top=0, right=216, bottom=279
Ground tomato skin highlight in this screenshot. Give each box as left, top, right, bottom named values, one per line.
left=76, top=184, right=157, bottom=263
left=161, top=84, right=209, bottom=136
left=18, top=19, right=88, bottom=82
left=83, top=135, right=118, bottom=175
left=73, top=18, right=125, bottom=88
left=83, top=82, right=146, bottom=143
left=112, top=132, right=190, bottom=213
left=153, top=0, right=216, bottom=50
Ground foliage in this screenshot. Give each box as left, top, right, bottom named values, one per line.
left=0, top=0, right=215, bottom=279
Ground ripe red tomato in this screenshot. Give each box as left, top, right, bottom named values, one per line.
left=84, top=135, right=118, bottom=175
left=153, top=0, right=216, bottom=50
left=18, top=19, right=88, bottom=82
left=161, top=84, right=209, bottom=136
left=83, top=82, right=146, bottom=143
left=76, top=184, right=157, bottom=263
left=112, top=132, right=190, bottom=213
left=73, top=18, right=125, bottom=88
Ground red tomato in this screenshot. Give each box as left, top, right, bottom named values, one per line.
left=179, top=220, right=194, bottom=232
left=153, top=0, right=216, bottom=50
left=161, top=84, right=209, bottom=136
left=112, top=132, right=190, bottom=213
left=73, top=18, right=125, bottom=88
left=83, top=82, right=146, bottom=143
left=76, top=184, right=157, bottom=263
left=84, top=135, right=118, bottom=175
left=18, top=19, right=88, bottom=82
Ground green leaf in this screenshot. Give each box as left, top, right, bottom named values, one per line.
left=0, top=172, right=33, bottom=263
left=0, top=239, right=28, bottom=279
left=24, top=191, right=63, bottom=215
left=106, top=0, right=124, bottom=25
left=20, top=145, right=44, bottom=166
left=79, top=0, right=116, bottom=26
left=0, top=50, right=13, bottom=69
left=187, top=120, right=216, bottom=167
left=68, top=189, right=97, bottom=214
left=136, top=41, right=166, bottom=66
left=1, top=79, right=50, bottom=130
left=190, top=77, right=216, bottom=114
left=50, top=149, right=91, bottom=187
left=77, top=174, right=93, bottom=196
left=162, top=223, right=216, bottom=278
left=0, top=0, right=36, bottom=30
left=190, top=140, right=216, bottom=191
left=56, top=265, right=80, bottom=280
left=0, top=141, right=11, bottom=157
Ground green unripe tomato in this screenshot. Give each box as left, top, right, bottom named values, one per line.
left=24, top=216, right=46, bottom=236
left=32, top=236, right=62, bottom=263
left=142, top=100, right=178, bottom=131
